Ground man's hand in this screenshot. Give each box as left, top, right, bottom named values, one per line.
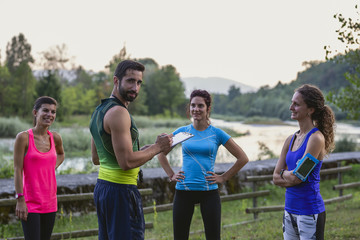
left=155, top=134, right=173, bottom=153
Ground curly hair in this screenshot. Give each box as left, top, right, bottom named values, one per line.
left=295, top=84, right=335, bottom=153
left=186, top=89, right=212, bottom=122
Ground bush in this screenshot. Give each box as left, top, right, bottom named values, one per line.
left=0, top=117, right=31, bottom=138
left=0, top=149, right=13, bottom=178
left=334, top=137, right=358, bottom=152
left=134, top=116, right=190, bottom=129
left=60, top=129, right=91, bottom=157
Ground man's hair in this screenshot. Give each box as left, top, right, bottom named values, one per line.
left=114, top=60, right=145, bottom=81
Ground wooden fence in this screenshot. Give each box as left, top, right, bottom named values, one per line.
left=244, top=164, right=359, bottom=218
left=3, top=161, right=360, bottom=240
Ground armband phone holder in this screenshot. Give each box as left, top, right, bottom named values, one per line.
left=293, top=153, right=319, bottom=182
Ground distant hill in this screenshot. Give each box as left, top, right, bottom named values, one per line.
left=181, top=77, right=257, bottom=97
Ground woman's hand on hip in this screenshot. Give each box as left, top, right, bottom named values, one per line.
left=206, top=171, right=225, bottom=184
left=169, top=171, right=185, bottom=182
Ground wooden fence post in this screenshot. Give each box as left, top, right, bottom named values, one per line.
left=252, top=181, right=258, bottom=219
left=337, top=161, right=343, bottom=196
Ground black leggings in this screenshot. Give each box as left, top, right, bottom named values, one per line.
left=21, top=212, right=56, bottom=240
left=173, top=190, right=221, bottom=240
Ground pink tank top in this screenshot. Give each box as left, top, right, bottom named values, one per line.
left=23, top=129, right=58, bottom=213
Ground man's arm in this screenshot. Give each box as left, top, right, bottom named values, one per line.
left=104, top=106, right=172, bottom=170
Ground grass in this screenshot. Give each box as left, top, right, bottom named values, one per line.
left=211, top=114, right=246, bottom=123
left=1, top=164, right=359, bottom=239
left=242, top=116, right=287, bottom=125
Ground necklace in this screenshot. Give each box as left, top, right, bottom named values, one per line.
left=38, top=135, right=48, bottom=144
left=294, top=129, right=312, bottom=148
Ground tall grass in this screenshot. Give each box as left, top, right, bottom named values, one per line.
left=60, top=128, right=92, bottom=158
left=334, top=137, right=359, bottom=152
left=135, top=116, right=191, bottom=129
left=0, top=149, right=13, bottom=178
left=0, top=117, right=31, bottom=138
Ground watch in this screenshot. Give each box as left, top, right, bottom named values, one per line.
left=15, top=193, right=24, bottom=199
left=280, top=169, right=285, bottom=179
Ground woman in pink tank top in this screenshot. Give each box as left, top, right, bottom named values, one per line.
left=13, top=96, right=65, bottom=240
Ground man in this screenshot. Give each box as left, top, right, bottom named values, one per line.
left=89, top=60, right=172, bottom=239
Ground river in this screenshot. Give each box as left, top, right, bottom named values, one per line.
left=212, top=119, right=360, bottom=162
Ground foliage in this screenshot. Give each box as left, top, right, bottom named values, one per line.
left=61, top=85, right=98, bottom=116
left=5, top=33, right=34, bottom=74
left=0, top=149, right=13, bottom=178
left=0, top=117, right=31, bottom=138
left=334, top=136, right=358, bottom=152
left=257, top=141, right=277, bottom=160
left=0, top=64, right=11, bottom=116
left=327, top=71, right=360, bottom=119
left=60, top=128, right=92, bottom=158
left=134, top=116, right=190, bottom=129
left=325, top=4, right=360, bottom=119
left=0, top=33, right=358, bottom=122
left=144, top=64, right=187, bottom=117
left=1, top=33, right=37, bottom=118
left=211, top=114, right=246, bottom=123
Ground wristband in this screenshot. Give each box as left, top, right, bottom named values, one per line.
left=280, top=169, right=285, bottom=180
left=15, top=193, right=24, bottom=199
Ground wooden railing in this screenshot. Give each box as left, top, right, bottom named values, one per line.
left=244, top=164, right=359, bottom=218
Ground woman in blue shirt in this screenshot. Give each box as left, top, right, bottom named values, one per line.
left=273, top=84, right=335, bottom=240
left=158, top=89, right=249, bottom=240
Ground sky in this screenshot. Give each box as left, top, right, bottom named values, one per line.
left=0, top=0, right=359, bottom=88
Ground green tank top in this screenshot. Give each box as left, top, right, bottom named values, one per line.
left=89, top=97, right=140, bottom=185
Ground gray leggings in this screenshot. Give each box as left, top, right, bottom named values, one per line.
left=283, top=210, right=326, bottom=240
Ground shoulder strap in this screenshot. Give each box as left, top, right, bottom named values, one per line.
left=288, top=131, right=298, bottom=152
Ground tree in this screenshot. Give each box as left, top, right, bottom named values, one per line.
left=100, top=45, right=130, bottom=98
left=145, top=65, right=186, bottom=117
left=35, top=71, right=62, bottom=104
left=0, top=64, right=11, bottom=116
left=6, top=33, right=34, bottom=74
left=72, top=66, right=93, bottom=88
left=325, top=4, right=360, bottom=119
left=5, top=33, right=36, bottom=117
left=228, top=85, right=241, bottom=101
left=105, top=44, right=129, bottom=74
left=127, top=58, right=161, bottom=115
left=39, top=44, right=72, bottom=70
left=11, top=62, right=36, bottom=117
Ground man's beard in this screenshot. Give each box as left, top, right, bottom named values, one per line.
left=119, top=87, right=137, bottom=102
